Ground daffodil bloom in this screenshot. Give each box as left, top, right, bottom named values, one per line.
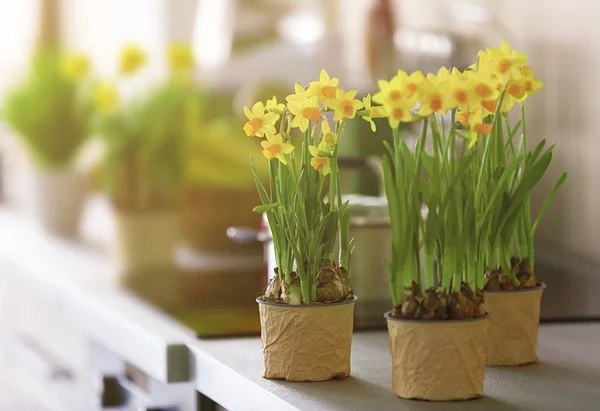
left=426, top=67, right=451, bottom=85
left=287, top=94, right=321, bottom=132
left=517, top=66, right=544, bottom=102
left=243, top=102, right=279, bottom=137
left=486, top=41, right=528, bottom=82
left=331, top=89, right=363, bottom=121
left=449, top=72, right=477, bottom=110
left=398, top=70, right=425, bottom=96
left=457, top=110, right=492, bottom=147
left=373, top=75, right=404, bottom=106
left=168, top=43, right=194, bottom=72
left=321, top=120, right=337, bottom=146
left=307, top=69, right=339, bottom=107
left=261, top=133, right=295, bottom=164
left=93, top=83, right=119, bottom=112
left=387, top=105, right=419, bottom=129
left=119, top=45, right=147, bottom=75
left=360, top=94, right=386, bottom=131
left=309, top=142, right=332, bottom=175
left=61, top=53, right=90, bottom=80
left=286, top=83, right=309, bottom=103
left=417, top=78, right=455, bottom=116
left=265, top=96, right=285, bottom=113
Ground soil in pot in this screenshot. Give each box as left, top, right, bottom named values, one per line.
left=484, top=258, right=545, bottom=366
left=257, top=261, right=355, bottom=382
left=387, top=282, right=488, bottom=401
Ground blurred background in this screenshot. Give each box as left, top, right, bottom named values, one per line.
left=0, top=0, right=598, bottom=408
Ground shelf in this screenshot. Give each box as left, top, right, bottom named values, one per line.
left=189, top=323, right=600, bottom=411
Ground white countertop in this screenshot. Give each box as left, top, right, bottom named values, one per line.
left=2, top=204, right=600, bottom=410
left=189, top=324, right=600, bottom=411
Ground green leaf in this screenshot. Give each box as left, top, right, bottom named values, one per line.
left=252, top=202, right=283, bottom=213
left=531, top=172, right=567, bottom=236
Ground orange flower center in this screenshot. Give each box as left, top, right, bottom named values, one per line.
left=322, top=85, right=337, bottom=99
left=473, top=123, right=492, bottom=135
left=497, top=58, right=512, bottom=74
left=429, top=94, right=442, bottom=112
left=392, top=108, right=404, bottom=120
left=406, top=83, right=417, bottom=94
left=508, top=82, right=526, bottom=99
left=265, top=142, right=281, bottom=156
left=390, top=90, right=401, bottom=101
left=453, top=89, right=468, bottom=104
left=248, top=117, right=262, bottom=134
left=481, top=99, right=497, bottom=112
left=311, top=157, right=328, bottom=171
left=475, top=83, right=493, bottom=98
left=457, top=112, right=470, bottom=125
left=303, top=106, right=321, bottom=122
left=341, top=100, right=354, bottom=116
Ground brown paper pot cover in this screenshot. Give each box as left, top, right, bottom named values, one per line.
left=386, top=313, right=488, bottom=401
left=484, top=284, right=545, bottom=366
left=257, top=297, right=356, bottom=381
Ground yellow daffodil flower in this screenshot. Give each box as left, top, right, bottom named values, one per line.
left=265, top=96, right=285, bottom=113
left=93, top=83, right=119, bottom=112
left=359, top=94, right=386, bottom=132
left=119, top=45, right=147, bottom=76
left=331, top=89, right=363, bottom=121
left=321, top=120, right=337, bottom=146
left=396, top=70, right=425, bottom=97
left=486, top=41, right=528, bottom=82
left=457, top=110, right=491, bottom=148
left=261, top=133, right=295, bottom=164
left=287, top=94, right=321, bottom=132
left=516, top=66, right=544, bottom=103
left=307, top=69, right=339, bottom=107
left=309, top=142, right=331, bottom=175
left=373, top=75, right=404, bottom=107
left=387, top=105, right=419, bottom=129
left=286, top=83, right=309, bottom=103
left=417, top=78, right=455, bottom=116
left=61, top=53, right=90, bottom=80
left=426, top=67, right=451, bottom=85
left=168, top=43, right=194, bottom=72
left=449, top=72, right=477, bottom=110
left=243, top=102, right=279, bottom=137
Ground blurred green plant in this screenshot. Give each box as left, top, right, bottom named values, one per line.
left=94, top=43, right=268, bottom=212
left=2, top=49, right=92, bottom=169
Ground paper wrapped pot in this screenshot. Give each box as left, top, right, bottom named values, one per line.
left=385, top=313, right=488, bottom=401
left=257, top=297, right=356, bottom=381
left=484, top=284, right=545, bottom=366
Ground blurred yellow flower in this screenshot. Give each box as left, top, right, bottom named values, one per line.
left=261, top=133, right=295, bottom=164
left=307, top=69, right=339, bottom=107
left=287, top=94, right=321, bottom=132
left=486, top=41, right=528, bottom=82
left=397, top=70, right=425, bottom=97
left=331, top=89, right=363, bottom=121
left=417, top=78, right=455, bottom=116
left=61, top=53, right=90, bottom=80
left=516, top=66, right=544, bottom=102
left=321, top=120, right=337, bottom=146
left=243, top=102, right=279, bottom=137
left=265, top=96, right=285, bottom=113
left=387, top=106, right=419, bottom=129
left=373, top=76, right=403, bottom=107
left=426, top=67, right=451, bottom=85
left=360, top=94, right=385, bottom=132
left=168, top=43, right=194, bottom=72
left=457, top=110, right=491, bottom=148
left=119, top=45, right=147, bottom=76
left=309, top=142, right=331, bottom=175
left=93, top=83, right=119, bottom=112
left=286, top=83, right=309, bottom=103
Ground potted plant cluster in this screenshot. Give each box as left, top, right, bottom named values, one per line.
left=2, top=49, right=93, bottom=237
left=244, top=70, right=370, bottom=381
left=372, top=42, right=565, bottom=400
left=93, top=44, right=198, bottom=275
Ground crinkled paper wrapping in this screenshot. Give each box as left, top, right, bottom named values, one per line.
left=485, top=285, right=545, bottom=366
left=386, top=315, right=488, bottom=401
left=258, top=299, right=355, bottom=381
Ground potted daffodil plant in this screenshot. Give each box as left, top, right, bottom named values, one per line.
left=370, top=42, right=565, bottom=400
left=2, top=49, right=93, bottom=237
left=94, top=43, right=198, bottom=275
left=244, top=70, right=377, bottom=381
